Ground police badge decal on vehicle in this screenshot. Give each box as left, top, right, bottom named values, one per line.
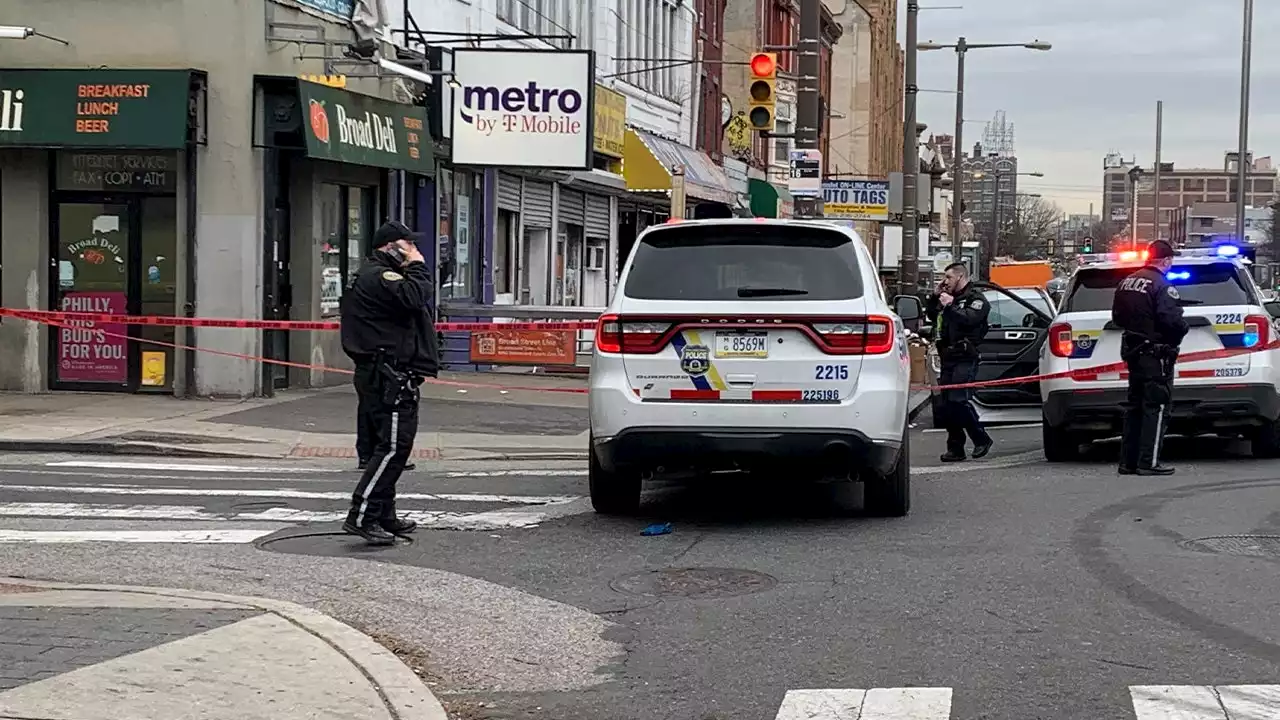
left=680, top=345, right=711, bottom=376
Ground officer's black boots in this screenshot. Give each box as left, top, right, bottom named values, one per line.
left=1117, top=464, right=1175, bottom=476
left=379, top=502, right=417, bottom=536
left=342, top=520, right=397, bottom=546
left=971, top=441, right=992, bottom=459
left=940, top=451, right=966, bottom=462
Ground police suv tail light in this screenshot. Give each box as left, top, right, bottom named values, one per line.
left=1244, top=314, right=1269, bottom=348
left=593, top=314, right=671, bottom=354
left=810, top=315, right=895, bottom=355
left=1048, top=322, right=1074, bottom=358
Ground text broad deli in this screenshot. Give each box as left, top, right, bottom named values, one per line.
left=450, top=49, right=595, bottom=170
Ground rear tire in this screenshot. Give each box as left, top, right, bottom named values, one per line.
left=589, top=438, right=641, bottom=515
left=1042, top=419, right=1084, bottom=462
left=865, top=428, right=910, bottom=518
left=1250, top=419, right=1280, bottom=458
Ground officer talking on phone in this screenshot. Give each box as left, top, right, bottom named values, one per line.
left=925, top=262, right=994, bottom=463
left=340, top=221, right=440, bottom=545
left=1111, top=239, right=1187, bottom=476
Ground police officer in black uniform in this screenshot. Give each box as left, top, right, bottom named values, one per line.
left=340, top=221, right=440, bottom=545
left=926, top=262, right=995, bottom=462
left=1112, top=239, right=1187, bottom=476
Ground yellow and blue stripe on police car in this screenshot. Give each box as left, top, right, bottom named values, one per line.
left=670, top=330, right=727, bottom=391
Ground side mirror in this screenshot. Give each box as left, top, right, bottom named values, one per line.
left=1265, top=301, right=1280, bottom=319
left=894, top=294, right=923, bottom=322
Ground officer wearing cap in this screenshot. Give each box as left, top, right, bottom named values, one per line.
left=1111, top=239, right=1188, bottom=476
left=340, top=221, right=440, bottom=545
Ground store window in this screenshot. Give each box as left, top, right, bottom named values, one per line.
left=494, top=209, right=518, bottom=303
left=438, top=168, right=479, bottom=300
left=318, top=183, right=372, bottom=318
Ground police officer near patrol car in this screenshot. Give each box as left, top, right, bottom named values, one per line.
left=925, top=262, right=995, bottom=463
left=1111, top=239, right=1188, bottom=476
left=340, top=221, right=440, bottom=545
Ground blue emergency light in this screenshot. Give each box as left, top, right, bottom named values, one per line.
left=1166, top=270, right=1191, bottom=281
left=1216, top=245, right=1240, bottom=257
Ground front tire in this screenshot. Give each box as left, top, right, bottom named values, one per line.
left=865, top=428, right=910, bottom=517
left=1042, top=418, right=1084, bottom=462
left=589, top=438, right=641, bottom=515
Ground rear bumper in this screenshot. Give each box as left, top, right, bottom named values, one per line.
left=593, top=427, right=903, bottom=476
left=1043, top=383, right=1280, bottom=434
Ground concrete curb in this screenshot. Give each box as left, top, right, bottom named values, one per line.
left=0, top=576, right=447, bottom=720
left=0, top=440, right=280, bottom=459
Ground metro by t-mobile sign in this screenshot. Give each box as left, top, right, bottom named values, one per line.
left=450, top=49, right=595, bottom=170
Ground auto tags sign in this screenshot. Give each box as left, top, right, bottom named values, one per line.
left=822, top=179, right=889, bottom=220
left=450, top=49, right=595, bottom=170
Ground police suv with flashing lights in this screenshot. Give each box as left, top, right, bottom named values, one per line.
left=587, top=218, right=912, bottom=517
left=1039, top=246, right=1280, bottom=461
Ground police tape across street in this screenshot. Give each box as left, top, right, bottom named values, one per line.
left=3, top=305, right=1278, bottom=394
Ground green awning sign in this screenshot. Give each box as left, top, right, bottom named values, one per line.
left=0, top=69, right=196, bottom=148
left=298, top=81, right=432, bottom=172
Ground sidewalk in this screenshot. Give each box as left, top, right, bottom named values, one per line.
left=0, top=371, right=589, bottom=462
left=0, top=577, right=445, bottom=720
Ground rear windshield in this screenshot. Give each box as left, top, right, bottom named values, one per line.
left=1062, top=263, right=1254, bottom=312
left=623, top=225, right=864, bottom=301
left=984, top=291, right=1052, bottom=328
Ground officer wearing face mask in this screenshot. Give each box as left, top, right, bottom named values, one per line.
left=340, top=221, right=440, bottom=545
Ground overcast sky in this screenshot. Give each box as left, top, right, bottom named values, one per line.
left=906, top=1, right=1279, bottom=215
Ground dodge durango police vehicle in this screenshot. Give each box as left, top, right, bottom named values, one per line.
left=1039, top=246, right=1280, bottom=461
left=587, top=218, right=912, bottom=517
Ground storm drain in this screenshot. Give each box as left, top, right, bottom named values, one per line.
left=1183, top=535, right=1280, bottom=558
left=609, top=567, right=777, bottom=599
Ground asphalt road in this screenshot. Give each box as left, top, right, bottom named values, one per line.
left=0, top=426, right=1278, bottom=720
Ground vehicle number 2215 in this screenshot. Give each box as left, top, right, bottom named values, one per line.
left=814, top=364, right=849, bottom=380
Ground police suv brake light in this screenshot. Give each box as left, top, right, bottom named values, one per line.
left=1048, top=322, right=1074, bottom=358
left=594, top=315, right=672, bottom=355
left=1244, top=314, right=1269, bottom=348
left=809, top=315, right=895, bottom=355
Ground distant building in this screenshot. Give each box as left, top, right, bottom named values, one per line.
left=1168, top=202, right=1272, bottom=248
left=958, top=143, right=1018, bottom=246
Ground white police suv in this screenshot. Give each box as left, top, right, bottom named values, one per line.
left=1039, top=246, right=1280, bottom=461
left=587, top=219, right=912, bottom=517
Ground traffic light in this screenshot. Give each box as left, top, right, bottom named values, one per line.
left=1082, top=237, right=1093, bottom=253
left=747, top=52, right=777, bottom=132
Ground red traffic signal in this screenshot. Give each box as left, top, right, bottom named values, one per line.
left=750, top=53, right=776, bottom=77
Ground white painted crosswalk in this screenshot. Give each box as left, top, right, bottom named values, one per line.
left=772, top=686, right=1280, bottom=719
left=0, top=460, right=591, bottom=544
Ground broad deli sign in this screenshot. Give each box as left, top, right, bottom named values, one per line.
left=299, top=81, right=431, bottom=172
left=451, top=49, right=594, bottom=170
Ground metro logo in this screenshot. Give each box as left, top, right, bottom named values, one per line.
left=0, top=88, right=25, bottom=132
left=459, top=82, right=584, bottom=125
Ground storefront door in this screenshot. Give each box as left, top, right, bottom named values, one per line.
left=49, top=196, right=179, bottom=392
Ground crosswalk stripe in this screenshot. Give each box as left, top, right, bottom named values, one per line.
left=1131, top=685, right=1280, bottom=719
left=775, top=688, right=952, bottom=720
left=0, top=529, right=279, bottom=544
left=0, top=484, right=577, bottom=505
left=44, top=461, right=344, bottom=473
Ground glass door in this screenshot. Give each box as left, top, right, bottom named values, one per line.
left=51, top=203, right=134, bottom=390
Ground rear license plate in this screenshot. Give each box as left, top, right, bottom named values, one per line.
left=1215, top=367, right=1247, bottom=377
left=715, top=331, right=769, bottom=358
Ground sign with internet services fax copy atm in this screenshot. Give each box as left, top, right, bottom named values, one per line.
left=450, top=49, right=595, bottom=170
left=822, top=179, right=889, bottom=220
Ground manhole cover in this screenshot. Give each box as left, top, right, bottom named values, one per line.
left=609, top=567, right=777, bottom=599
left=1183, top=535, right=1280, bottom=558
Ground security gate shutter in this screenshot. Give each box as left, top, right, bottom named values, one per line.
left=559, top=188, right=585, bottom=226
left=523, top=180, right=553, bottom=227
left=497, top=173, right=521, bottom=212
left=585, top=194, right=611, bottom=238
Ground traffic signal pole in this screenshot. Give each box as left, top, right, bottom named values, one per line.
left=794, top=0, right=822, bottom=218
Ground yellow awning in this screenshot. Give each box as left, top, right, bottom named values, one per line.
left=622, top=128, right=738, bottom=205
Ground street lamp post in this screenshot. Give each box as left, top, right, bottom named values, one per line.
left=919, top=38, right=1051, bottom=261
left=1236, top=0, right=1254, bottom=245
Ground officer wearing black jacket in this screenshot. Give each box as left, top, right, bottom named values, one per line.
left=1112, top=240, right=1188, bottom=476
left=926, top=262, right=994, bottom=462
left=340, top=221, right=441, bottom=545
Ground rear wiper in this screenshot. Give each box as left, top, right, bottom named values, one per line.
left=736, top=286, right=809, bottom=297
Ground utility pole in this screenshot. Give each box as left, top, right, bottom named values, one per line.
left=1154, top=100, right=1163, bottom=243
left=900, top=0, right=920, bottom=293
left=1236, top=0, right=1254, bottom=245
left=949, top=36, right=967, bottom=262
left=794, top=0, right=823, bottom=218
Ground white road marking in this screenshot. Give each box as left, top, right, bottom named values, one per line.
left=0, top=484, right=577, bottom=505
left=912, top=450, right=1043, bottom=474
left=1131, top=685, right=1280, bottom=719
left=922, top=422, right=1042, bottom=434
left=442, top=469, right=587, bottom=477
left=775, top=688, right=952, bottom=719
left=0, top=501, right=581, bottom=529
left=0, top=529, right=278, bottom=544
left=44, top=461, right=344, bottom=474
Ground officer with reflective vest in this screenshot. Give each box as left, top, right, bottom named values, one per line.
left=925, top=261, right=994, bottom=462
left=1111, top=239, right=1187, bottom=476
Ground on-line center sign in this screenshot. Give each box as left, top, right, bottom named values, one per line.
left=823, top=179, right=888, bottom=221
left=450, top=49, right=595, bottom=170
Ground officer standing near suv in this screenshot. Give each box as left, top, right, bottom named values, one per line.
left=340, top=221, right=440, bottom=545
left=926, top=262, right=994, bottom=462
left=1112, top=239, right=1187, bottom=476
